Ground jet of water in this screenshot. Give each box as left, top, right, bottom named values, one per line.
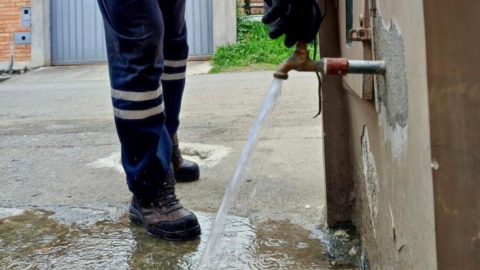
left=198, top=78, right=284, bottom=269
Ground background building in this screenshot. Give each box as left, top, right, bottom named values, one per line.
left=0, top=0, right=236, bottom=70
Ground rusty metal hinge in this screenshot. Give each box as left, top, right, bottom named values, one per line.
left=349, top=28, right=371, bottom=41
left=348, top=14, right=371, bottom=41
left=349, top=10, right=375, bottom=100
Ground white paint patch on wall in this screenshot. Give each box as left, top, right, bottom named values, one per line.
left=379, top=104, right=408, bottom=162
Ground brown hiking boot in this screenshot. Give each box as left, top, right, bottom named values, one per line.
left=171, top=134, right=200, bottom=182
left=128, top=168, right=201, bottom=241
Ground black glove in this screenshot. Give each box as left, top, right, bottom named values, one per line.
left=262, top=0, right=323, bottom=48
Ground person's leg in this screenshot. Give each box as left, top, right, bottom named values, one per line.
left=158, top=0, right=188, bottom=137
left=97, top=0, right=170, bottom=201
left=97, top=0, right=200, bottom=240
left=159, top=0, right=200, bottom=182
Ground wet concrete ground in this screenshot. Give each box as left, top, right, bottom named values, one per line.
left=1, top=207, right=336, bottom=269
left=0, top=206, right=360, bottom=270
left=0, top=65, right=359, bottom=269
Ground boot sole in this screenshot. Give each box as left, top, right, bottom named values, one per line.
left=129, top=206, right=201, bottom=241
left=175, top=171, right=200, bottom=182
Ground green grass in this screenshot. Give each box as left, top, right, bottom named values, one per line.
left=210, top=20, right=316, bottom=73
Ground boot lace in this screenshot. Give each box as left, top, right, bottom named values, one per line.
left=154, top=183, right=179, bottom=208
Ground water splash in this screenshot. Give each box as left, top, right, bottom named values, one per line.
left=198, top=78, right=284, bottom=269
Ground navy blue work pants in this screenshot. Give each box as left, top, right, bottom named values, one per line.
left=97, top=0, right=188, bottom=201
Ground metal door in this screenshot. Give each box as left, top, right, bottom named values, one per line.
left=51, top=0, right=214, bottom=65
left=185, top=0, right=214, bottom=57
left=51, top=0, right=106, bottom=65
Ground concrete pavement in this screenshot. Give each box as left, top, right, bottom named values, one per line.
left=0, top=64, right=325, bottom=228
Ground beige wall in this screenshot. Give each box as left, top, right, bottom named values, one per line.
left=321, top=0, right=437, bottom=268
left=324, top=0, right=480, bottom=269
left=30, top=0, right=50, bottom=67
left=213, top=0, right=237, bottom=49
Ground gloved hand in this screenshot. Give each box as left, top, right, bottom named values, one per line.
left=262, top=0, right=323, bottom=48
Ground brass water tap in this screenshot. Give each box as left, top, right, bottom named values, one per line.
left=274, top=42, right=320, bottom=80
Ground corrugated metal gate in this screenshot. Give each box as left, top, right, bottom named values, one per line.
left=51, top=0, right=106, bottom=65
left=51, top=0, right=213, bottom=65
left=185, top=0, right=213, bottom=57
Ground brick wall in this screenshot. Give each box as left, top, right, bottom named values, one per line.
left=251, top=0, right=263, bottom=15
left=240, top=0, right=264, bottom=15
left=0, top=0, right=31, bottom=64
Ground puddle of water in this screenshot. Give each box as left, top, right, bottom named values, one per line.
left=0, top=208, right=338, bottom=270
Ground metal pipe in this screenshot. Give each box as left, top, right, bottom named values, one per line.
left=347, top=60, right=386, bottom=74
left=320, top=58, right=386, bottom=75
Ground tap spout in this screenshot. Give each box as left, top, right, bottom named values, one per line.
left=274, top=42, right=321, bottom=80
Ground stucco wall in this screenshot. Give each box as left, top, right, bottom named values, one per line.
left=210, top=0, right=237, bottom=50
left=30, top=0, right=50, bottom=67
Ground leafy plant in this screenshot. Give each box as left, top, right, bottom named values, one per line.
left=211, top=20, right=316, bottom=73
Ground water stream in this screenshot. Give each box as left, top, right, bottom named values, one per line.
left=198, top=79, right=284, bottom=270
